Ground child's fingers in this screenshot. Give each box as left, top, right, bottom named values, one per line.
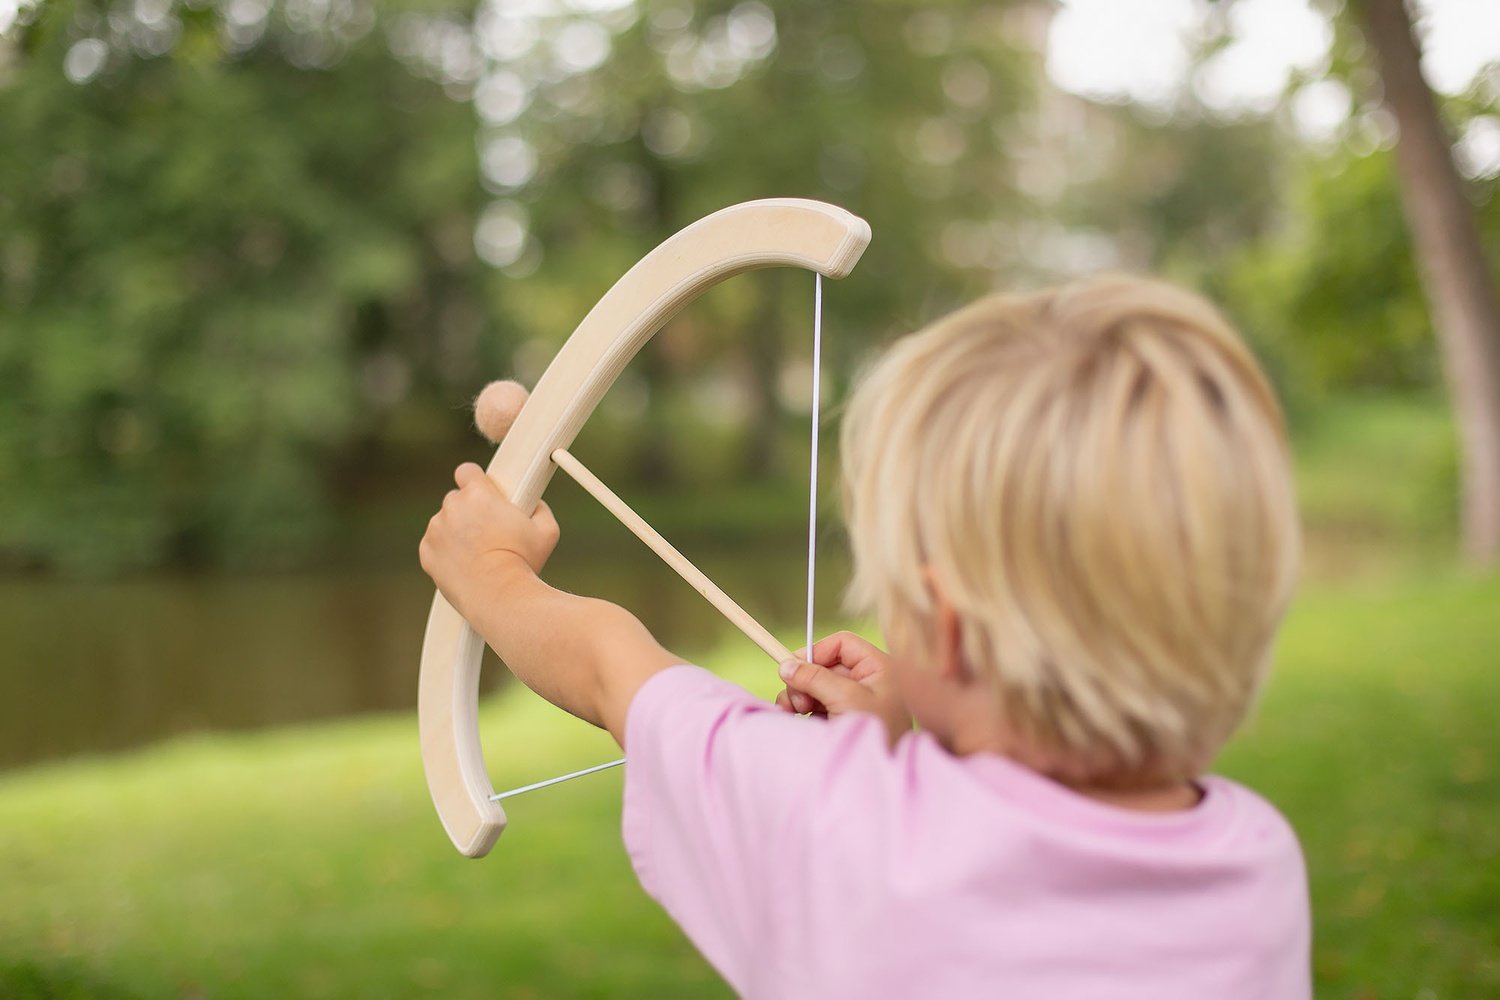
left=778, top=659, right=865, bottom=713
left=774, top=686, right=816, bottom=714
left=810, top=631, right=885, bottom=670
left=453, top=462, right=489, bottom=490
left=775, top=689, right=819, bottom=714
left=531, top=500, right=561, bottom=546
left=791, top=644, right=854, bottom=678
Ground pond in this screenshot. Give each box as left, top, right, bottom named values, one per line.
left=0, top=526, right=853, bottom=772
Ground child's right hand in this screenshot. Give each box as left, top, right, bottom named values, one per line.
left=776, top=631, right=912, bottom=743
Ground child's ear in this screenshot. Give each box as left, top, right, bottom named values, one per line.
left=921, top=565, right=972, bottom=685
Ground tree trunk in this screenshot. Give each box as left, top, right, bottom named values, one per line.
left=1356, top=0, right=1500, bottom=565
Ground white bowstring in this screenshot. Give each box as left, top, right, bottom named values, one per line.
left=490, top=757, right=625, bottom=801
left=491, top=273, right=826, bottom=804
left=806, top=273, right=823, bottom=662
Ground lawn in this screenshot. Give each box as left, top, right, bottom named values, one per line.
left=2, top=394, right=1497, bottom=998
left=0, top=660, right=727, bottom=999
left=1222, top=574, right=1500, bottom=995
left=2, top=571, right=1497, bottom=998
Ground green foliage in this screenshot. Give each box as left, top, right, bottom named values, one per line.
left=509, top=0, right=1035, bottom=325
left=1226, top=148, right=1446, bottom=399
left=482, top=1, right=1042, bottom=479
left=1049, top=0, right=1500, bottom=414
left=1215, top=1, right=1500, bottom=406
left=1062, top=104, right=1284, bottom=282
left=1, top=0, right=1056, bottom=570
left=0, top=0, right=484, bottom=572
left=4, top=0, right=1491, bottom=574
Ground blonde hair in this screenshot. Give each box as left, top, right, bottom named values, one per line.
left=841, top=274, right=1300, bottom=787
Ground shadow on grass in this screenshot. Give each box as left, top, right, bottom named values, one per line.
left=0, top=961, right=145, bottom=1000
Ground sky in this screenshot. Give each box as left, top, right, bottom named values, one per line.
left=1047, top=0, right=1500, bottom=175
left=1048, top=0, right=1500, bottom=106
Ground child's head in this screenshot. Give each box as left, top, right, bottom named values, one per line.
left=841, top=274, right=1299, bottom=789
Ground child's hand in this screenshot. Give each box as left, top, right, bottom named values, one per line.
left=775, top=631, right=912, bottom=743
left=419, top=463, right=560, bottom=617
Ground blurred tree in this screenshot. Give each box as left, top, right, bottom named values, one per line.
left=1057, top=103, right=1283, bottom=285
left=1055, top=0, right=1499, bottom=563
left=0, top=0, right=485, bottom=572
left=1351, top=0, right=1500, bottom=565
left=461, top=0, right=1040, bottom=480
left=1226, top=147, right=1442, bottom=397
left=1, top=0, right=1056, bottom=572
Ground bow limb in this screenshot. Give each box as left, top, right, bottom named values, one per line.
left=419, top=198, right=871, bottom=858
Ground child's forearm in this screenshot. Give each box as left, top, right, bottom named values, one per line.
left=455, top=554, right=679, bottom=743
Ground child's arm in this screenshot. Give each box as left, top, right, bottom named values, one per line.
left=419, top=462, right=679, bottom=744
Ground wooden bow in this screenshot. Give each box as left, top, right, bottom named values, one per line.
left=418, top=199, right=872, bottom=858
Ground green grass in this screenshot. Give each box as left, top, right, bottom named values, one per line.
left=1293, top=394, right=1459, bottom=579
left=0, top=667, right=744, bottom=999
left=1220, top=574, right=1500, bottom=995
left=2, top=574, right=1497, bottom=998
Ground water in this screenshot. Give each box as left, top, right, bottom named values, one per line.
left=0, top=533, right=851, bottom=772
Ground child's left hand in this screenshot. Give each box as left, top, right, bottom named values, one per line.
left=419, top=463, right=560, bottom=619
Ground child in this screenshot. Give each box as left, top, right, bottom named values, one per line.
left=419, top=274, right=1310, bottom=998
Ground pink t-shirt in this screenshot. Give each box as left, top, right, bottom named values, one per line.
left=622, top=665, right=1310, bottom=1000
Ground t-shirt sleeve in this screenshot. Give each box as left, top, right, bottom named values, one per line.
left=620, top=664, right=893, bottom=993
